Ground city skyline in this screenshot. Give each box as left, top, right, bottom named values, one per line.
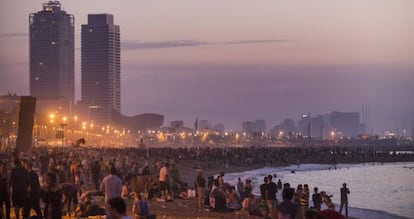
left=81, top=14, right=121, bottom=124
left=0, top=0, right=413, bottom=133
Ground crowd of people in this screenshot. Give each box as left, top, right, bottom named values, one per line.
left=193, top=171, right=350, bottom=219
left=0, top=144, right=397, bottom=219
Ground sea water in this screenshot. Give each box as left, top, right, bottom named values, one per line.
left=224, top=162, right=414, bottom=219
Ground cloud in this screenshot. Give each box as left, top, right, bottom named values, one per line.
left=122, top=39, right=289, bottom=50
left=122, top=40, right=210, bottom=50
left=0, top=32, right=28, bottom=38
left=225, top=39, right=289, bottom=45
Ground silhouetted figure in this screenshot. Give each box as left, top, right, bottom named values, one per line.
left=9, top=158, right=29, bottom=219
left=41, top=172, right=63, bottom=219
left=339, top=183, right=350, bottom=217
left=24, top=161, right=43, bottom=219
left=107, top=197, right=133, bottom=219
left=0, top=161, right=10, bottom=219
left=312, top=187, right=322, bottom=211
left=277, top=188, right=299, bottom=219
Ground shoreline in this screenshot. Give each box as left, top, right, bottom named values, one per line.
left=174, top=161, right=414, bottom=219
left=175, top=159, right=414, bottom=185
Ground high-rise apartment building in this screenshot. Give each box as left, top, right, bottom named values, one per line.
left=81, top=14, right=120, bottom=124
left=329, top=111, right=360, bottom=137
left=29, top=1, right=74, bottom=110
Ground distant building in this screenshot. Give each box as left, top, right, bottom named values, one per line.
left=198, top=120, right=211, bottom=130
left=242, top=119, right=266, bottom=133
left=270, top=118, right=297, bottom=136
left=310, top=115, right=324, bottom=139
left=329, top=111, right=360, bottom=137
left=255, top=120, right=266, bottom=132
left=81, top=14, right=120, bottom=124
left=0, top=93, right=20, bottom=112
left=0, top=94, right=21, bottom=146
left=213, top=123, right=225, bottom=133
left=297, top=113, right=311, bottom=137
left=0, top=94, right=36, bottom=151
left=29, top=1, right=74, bottom=112
left=242, top=121, right=256, bottom=133
left=170, top=120, right=184, bottom=129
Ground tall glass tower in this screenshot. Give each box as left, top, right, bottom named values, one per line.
left=81, top=14, right=120, bottom=124
left=29, top=1, right=74, bottom=109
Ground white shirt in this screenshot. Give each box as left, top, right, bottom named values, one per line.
left=100, top=174, right=123, bottom=202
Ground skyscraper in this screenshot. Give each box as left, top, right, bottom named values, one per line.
left=81, top=14, right=120, bottom=124
left=29, top=1, right=74, bottom=110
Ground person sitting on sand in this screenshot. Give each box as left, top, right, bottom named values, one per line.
left=225, top=186, right=241, bottom=211
left=241, top=193, right=263, bottom=217
left=132, top=192, right=156, bottom=219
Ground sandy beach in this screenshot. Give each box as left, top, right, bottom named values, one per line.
left=150, top=160, right=361, bottom=219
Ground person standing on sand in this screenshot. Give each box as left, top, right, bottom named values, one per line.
left=300, top=184, right=310, bottom=218
left=101, top=166, right=123, bottom=219
left=24, top=161, right=43, bottom=219
left=0, top=161, right=10, bottom=219
left=218, top=172, right=225, bottom=189
left=339, top=183, right=350, bottom=217
left=195, top=169, right=206, bottom=210
left=237, top=177, right=244, bottom=198
left=260, top=176, right=270, bottom=218
left=40, top=172, right=63, bottom=219
left=158, top=163, right=170, bottom=200
left=312, top=187, right=322, bottom=211
left=267, top=175, right=278, bottom=217
left=277, top=188, right=299, bottom=219
left=9, top=158, right=29, bottom=219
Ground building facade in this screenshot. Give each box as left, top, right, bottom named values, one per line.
left=29, top=1, right=74, bottom=111
left=81, top=14, right=120, bottom=124
left=329, top=111, right=360, bottom=137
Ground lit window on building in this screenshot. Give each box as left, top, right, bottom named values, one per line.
left=51, top=41, right=56, bottom=45
left=89, top=29, right=93, bottom=32
left=35, top=77, right=39, bottom=80
left=39, top=62, right=43, bottom=65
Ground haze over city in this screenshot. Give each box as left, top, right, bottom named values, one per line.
left=1, top=0, right=413, bottom=133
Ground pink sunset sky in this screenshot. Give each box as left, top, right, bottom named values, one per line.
left=0, top=0, right=413, bottom=132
